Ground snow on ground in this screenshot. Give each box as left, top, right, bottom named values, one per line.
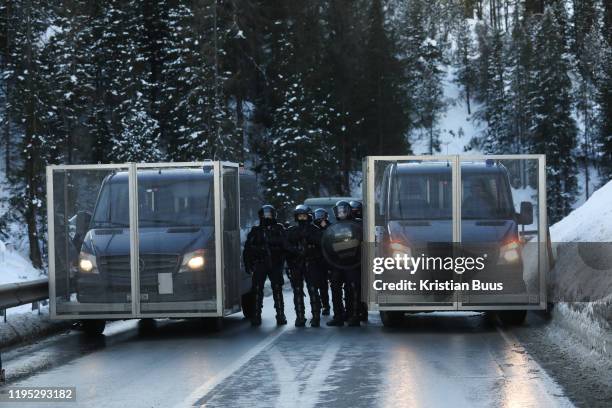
left=547, top=180, right=612, bottom=359
left=0, top=239, right=44, bottom=285
left=551, top=180, right=612, bottom=242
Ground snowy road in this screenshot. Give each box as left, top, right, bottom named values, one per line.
left=0, top=292, right=578, bottom=408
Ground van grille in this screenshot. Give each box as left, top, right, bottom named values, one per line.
left=98, top=254, right=180, bottom=286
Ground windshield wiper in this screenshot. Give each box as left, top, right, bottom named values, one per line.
left=92, top=221, right=129, bottom=228
left=139, top=218, right=192, bottom=227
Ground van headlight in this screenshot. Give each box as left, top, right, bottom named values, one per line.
left=179, top=249, right=205, bottom=273
left=498, top=241, right=521, bottom=264
left=79, top=251, right=99, bottom=274
left=389, top=241, right=412, bottom=258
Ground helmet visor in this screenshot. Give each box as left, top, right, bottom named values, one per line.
left=336, top=206, right=349, bottom=219
left=261, top=208, right=275, bottom=219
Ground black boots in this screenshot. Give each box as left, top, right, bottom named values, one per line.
left=308, top=285, right=321, bottom=327
left=346, top=283, right=361, bottom=327
left=360, top=302, right=368, bottom=322
left=272, top=284, right=287, bottom=325
left=320, top=281, right=331, bottom=316
left=251, top=285, right=263, bottom=326
left=293, top=285, right=307, bottom=327
left=326, top=282, right=345, bottom=326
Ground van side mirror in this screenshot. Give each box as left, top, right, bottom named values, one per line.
left=517, top=202, right=533, bottom=225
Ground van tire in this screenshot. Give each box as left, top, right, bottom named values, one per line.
left=241, top=291, right=256, bottom=319
left=81, top=319, right=106, bottom=336
left=498, top=310, right=527, bottom=326
left=380, top=311, right=403, bottom=328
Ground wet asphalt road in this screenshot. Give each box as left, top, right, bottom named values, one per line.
left=0, top=292, right=579, bottom=408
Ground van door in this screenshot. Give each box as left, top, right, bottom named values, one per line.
left=363, top=156, right=461, bottom=311
left=457, top=156, right=547, bottom=310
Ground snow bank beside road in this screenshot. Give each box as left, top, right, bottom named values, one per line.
left=548, top=180, right=612, bottom=359
left=0, top=306, right=71, bottom=348
left=551, top=180, right=612, bottom=243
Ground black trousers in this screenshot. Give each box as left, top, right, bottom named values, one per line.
left=252, top=262, right=284, bottom=289
left=288, top=261, right=324, bottom=317
left=251, top=262, right=285, bottom=317
left=330, top=267, right=361, bottom=318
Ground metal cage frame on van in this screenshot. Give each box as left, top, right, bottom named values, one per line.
left=362, top=154, right=548, bottom=312
left=46, top=161, right=241, bottom=320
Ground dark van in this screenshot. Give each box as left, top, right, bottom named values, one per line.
left=73, top=167, right=253, bottom=334
left=378, top=161, right=535, bottom=326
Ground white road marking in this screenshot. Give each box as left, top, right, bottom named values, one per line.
left=269, top=338, right=341, bottom=408
left=495, top=325, right=575, bottom=408
left=269, top=347, right=300, bottom=408
left=299, top=341, right=341, bottom=408
left=176, top=324, right=290, bottom=408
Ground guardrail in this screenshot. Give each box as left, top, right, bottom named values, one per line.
left=0, top=278, right=49, bottom=311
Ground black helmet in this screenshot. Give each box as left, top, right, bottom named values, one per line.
left=313, top=208, right=328, bottom=221
left=313, top=208, right=329, bottom=227
left=294, top=204, right=312, bottom=223
left=333, top=200, right=352, bottom=221
left=349, top=200, right=362, bottom=219
left=258, top=204, right=277, bottom=225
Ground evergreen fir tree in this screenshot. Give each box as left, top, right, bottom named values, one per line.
left=112, top=98, right=164, bottom=162
left=161, top=0, right=238, bottom=162
left=476, top=26, right=510, bottom=153
left=596, top=25, right=612, bottom=183
left=505, top=8, right=533, bottom=154
left=361, top=0, right=410, bottom=156
left=261, top=3, right=337, bottom=212
left=5, top=0, right=63, bottom=268
left=400, top=0, right=444, bottom=154
left=529, top=5, right=579, bottom=222
left=454, top=17, right=477, bottom=115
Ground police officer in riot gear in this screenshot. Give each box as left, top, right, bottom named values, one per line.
left=286, top=205, right=323, bottom=327
left=349, top=200, right=363, bottom=221
left=349, top=200, right=368, bottom=322
left=243, top=205, right=287, bottom=326
left=313, top=208, right=331, bottom=315
left=325, top=200, right=363, bottom=327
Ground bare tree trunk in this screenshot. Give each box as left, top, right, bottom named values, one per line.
left=466, top=83, right=471, bottom=115
left=504, top=0, right=509, bottom=31
left=24, top=0, right=42, bottom=269
left=236, top=94, right=245, bottom=163
left=583, top=100, right=590, bottom=199
left=3, top=1, right=11, bottom=174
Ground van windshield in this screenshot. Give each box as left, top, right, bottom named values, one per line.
left=389, top=172, right=514, bottom=220
left=92, top=176, right=213, bottom=228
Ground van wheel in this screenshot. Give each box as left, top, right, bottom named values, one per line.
left=241, top=291, right=256, bottom=319
left=81, top=319, right=106, bottom=336
left=498, top=310, right=527, bottom=326
left=380, top=311, right=403, bottom=328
